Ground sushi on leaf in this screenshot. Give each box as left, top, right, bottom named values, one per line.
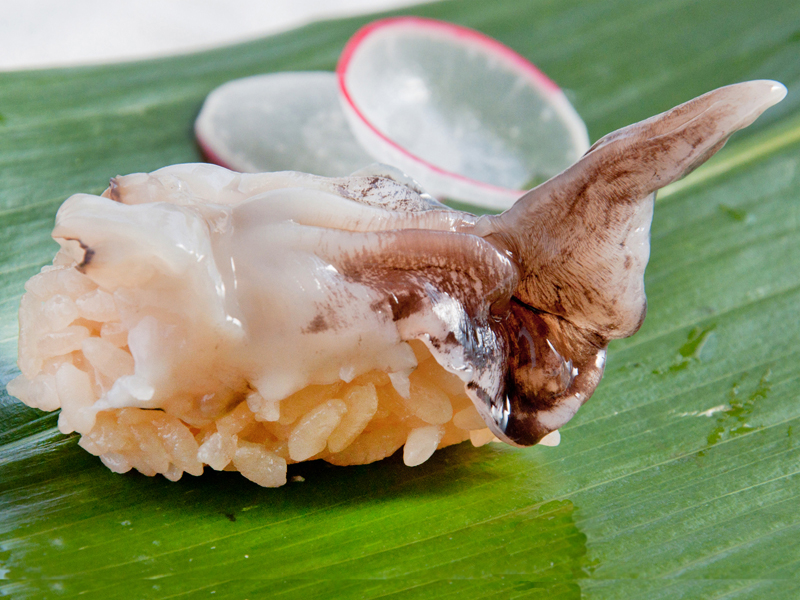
left=7, top=81, right=785, bottom=486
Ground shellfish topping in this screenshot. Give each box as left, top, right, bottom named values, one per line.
left=7, top=81, right=785, bottom=486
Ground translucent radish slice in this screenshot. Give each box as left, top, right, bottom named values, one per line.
left=337, top=17, right=590, bottom=210
left=196, top=71, right=374, bottom=176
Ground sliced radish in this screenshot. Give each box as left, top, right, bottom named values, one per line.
left=337, top=17, right=590, bottom=210
left=196, top=71, right=374, bottom=176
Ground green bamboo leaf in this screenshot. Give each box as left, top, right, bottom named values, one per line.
left=2, top=0, right=800, bottom=598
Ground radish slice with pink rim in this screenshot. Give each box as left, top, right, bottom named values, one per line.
left=196, top=72, right=374, bottom=177
left=337, top=17, right=590, bottom=210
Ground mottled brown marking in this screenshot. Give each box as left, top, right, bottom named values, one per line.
left=389, top=290, right=425, bottom=322
left=303, top=314, right=329, bottom=334
left=80, top=246, right=95, bottom=269
left=103, top=177, right=121, bottom=202
left=331, top=174, right=438, bottom=213
left=498, top=300, right=607, bottom=445
left=60, top=237, right=94, bottom=271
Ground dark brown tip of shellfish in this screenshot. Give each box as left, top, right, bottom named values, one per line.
left=101, top=177, right=122, bottom=202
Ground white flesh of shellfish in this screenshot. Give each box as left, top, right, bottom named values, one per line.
left=8, top=81, right=786, bottom=485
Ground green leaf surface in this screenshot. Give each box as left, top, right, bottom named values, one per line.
left=2, top=0, right=800, bottom=598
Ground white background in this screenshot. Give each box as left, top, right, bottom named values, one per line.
left=0, top=0, right=431, bottom=71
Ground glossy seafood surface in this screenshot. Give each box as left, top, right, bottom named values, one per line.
left=7, top=81, right=785, bottom=485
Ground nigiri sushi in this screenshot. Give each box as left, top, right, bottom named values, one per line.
left=7, top=81, right=785, bottom=486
